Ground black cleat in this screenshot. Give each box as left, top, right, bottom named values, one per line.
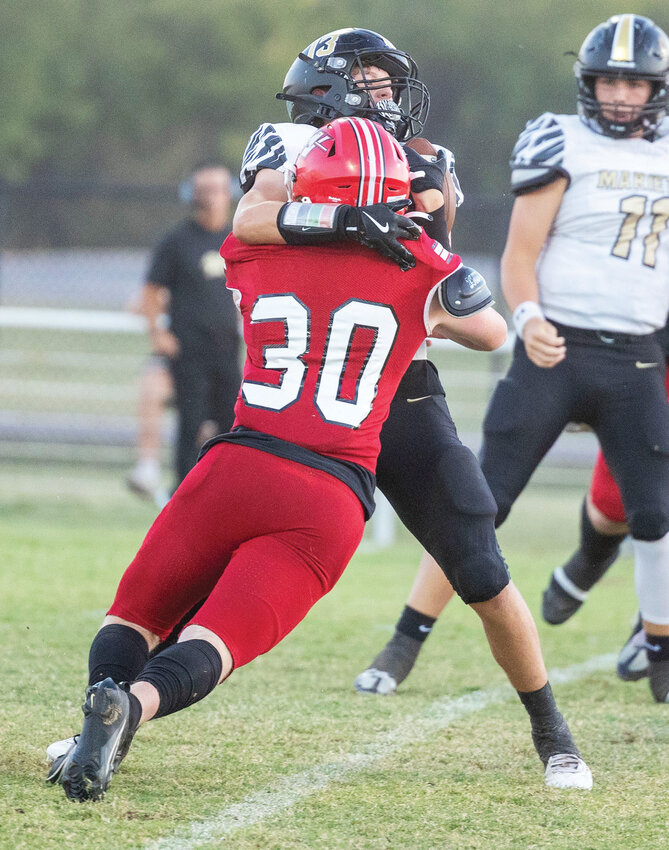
left=56, top=678, right=135, bottom=802
left=541, top=569, right=586, bottom=625
left=649, top=659, right=669, bottom=703
left=617, top=613, right=649, bottom=682
left=353, top=632, right=423, bottom=695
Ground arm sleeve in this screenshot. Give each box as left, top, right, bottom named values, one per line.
left=509, top=113, right=569, bottom=196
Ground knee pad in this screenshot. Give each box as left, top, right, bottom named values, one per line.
left=627, top=509, right=669, bottom=542
left=453, top=546, right=511, bottom=604
left=135, top=639, right=223, bottom=718
left=427, top=512, right=510, bottom=604
left=423, top=445, right=508, bottom=603
left=633, top=532, right=669, bottom=625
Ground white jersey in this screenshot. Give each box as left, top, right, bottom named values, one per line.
left=510, top=113, right=669, bottom=334
left=240, top=121, right=463, bottom=360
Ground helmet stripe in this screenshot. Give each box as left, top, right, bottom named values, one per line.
left=345, top=119, right=368, bottom=207
left=610, top=14, right=635, bottom=64
left=351, top=119, right=387, bottom=204
left=361, top=121, right=381, bottom=204
left=368, top=122, right=387, bottom=204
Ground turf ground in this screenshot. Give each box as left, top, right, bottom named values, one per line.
left=1, top=461, right=667, bottom=850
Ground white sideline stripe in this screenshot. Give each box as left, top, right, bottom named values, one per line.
left=0, top=306, right=145, bottom=333
left=145, top=653, right=615, bottom=850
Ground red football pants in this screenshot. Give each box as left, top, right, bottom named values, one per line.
left=108, top=443, right=365, bottom=668
left=590, top=367, right=669, bottom=524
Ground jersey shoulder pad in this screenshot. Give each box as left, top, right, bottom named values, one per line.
left=510, top=113, right=568, bottom=196
left=240, top=123, right=290, bottom=193
left=438, top=266, right=493, bottom=318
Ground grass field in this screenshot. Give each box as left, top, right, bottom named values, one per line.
left=1, top=461, right=667, bottom=850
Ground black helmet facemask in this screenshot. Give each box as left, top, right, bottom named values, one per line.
left=277, top=29, right=430, bottom=142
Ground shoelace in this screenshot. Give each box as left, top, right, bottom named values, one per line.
left=549, top=754, right=582, bottom=772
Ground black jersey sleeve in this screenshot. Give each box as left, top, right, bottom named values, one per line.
left=509, top=113, right=569, bottom=196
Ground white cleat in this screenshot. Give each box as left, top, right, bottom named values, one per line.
left=353, top=668, right=398, bottom=696
left=46, top=735, right=78, bottom=765
left=544, top=753, right=593, bottom=790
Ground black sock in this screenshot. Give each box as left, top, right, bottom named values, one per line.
left=126, top=691, right=143, bottom=733
left=396, top=605, right=436, bottom=643
left=646, top=636, right=669, bottom=702
left=518, top=682, right=579, bottom=764
left=645, top=633, right=669, bottom=662
left=562, top=499, right=626, bottom=592
left=88, top=624, right=150, bottom=686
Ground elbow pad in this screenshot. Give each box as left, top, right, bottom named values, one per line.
left=438, top=266, right=493, bottom=317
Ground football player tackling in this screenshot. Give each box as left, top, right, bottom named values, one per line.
left=47, top=117, right=511, bottom=802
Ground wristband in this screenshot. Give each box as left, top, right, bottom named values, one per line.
left=277, top=202, right=345, bottom=245
left=513, top=301, right=544, bottom=338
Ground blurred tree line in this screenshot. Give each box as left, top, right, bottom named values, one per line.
left=1, top=0, right=664, bottom=251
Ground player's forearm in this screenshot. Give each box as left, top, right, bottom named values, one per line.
left=233, top=199, right=286, bottom=244
left=142, top=284, right=167, bottom=333
left=433, top=307, right=507, bottom=352
left=411, top=189, right=444, bottom=214
left=500, top=247, right=541, bottom=313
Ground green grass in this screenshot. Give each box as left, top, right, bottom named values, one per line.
left=0, top=462, right=665, bottom=850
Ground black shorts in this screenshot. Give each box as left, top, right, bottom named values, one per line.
left=481, top=326, right=669, bottom=539
left=377, top=359, right=509, bottom=603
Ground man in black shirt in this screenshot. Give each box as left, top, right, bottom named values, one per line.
left=141, top=164, right=242, bottom=487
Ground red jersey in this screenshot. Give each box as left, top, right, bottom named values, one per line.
left=221, top=232, right=461, bottom=473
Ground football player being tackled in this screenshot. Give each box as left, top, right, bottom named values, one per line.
left=47, top=116, right=511, bottom=802
left=232, top=28, right=592, bottom=789
left=357, top=14, right=669, bottom=707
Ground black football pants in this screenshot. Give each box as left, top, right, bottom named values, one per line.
left=481, top=326, right=669, bottom=541
left=377, top=359, right=510, bottom=604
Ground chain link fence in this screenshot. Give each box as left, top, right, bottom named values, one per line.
left=0, top=180, right=598, bottom=497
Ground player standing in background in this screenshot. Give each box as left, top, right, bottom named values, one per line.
left=358, top=14, right=669, bottom=705
left=141, top=163, right=242, bottom=491
left=125, top=285, right=172, bottom=509
left=233, top=28, right=593, bottom=789
left=46, top=117, right=517, bottom=802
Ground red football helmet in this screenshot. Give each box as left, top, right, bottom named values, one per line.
left=291, top=117, right=411, bottom=207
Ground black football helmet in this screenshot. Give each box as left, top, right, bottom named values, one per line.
left=574, top=14, right=669, bottom=138
left=277, top=28, right=429, bottom=142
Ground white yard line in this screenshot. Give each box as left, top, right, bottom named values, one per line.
left=145, top=653, right=615, bottom=850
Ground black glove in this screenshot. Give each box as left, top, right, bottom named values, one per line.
left=404, top=146, right=449, bottom=195
left=341, top=200, right=421, bottom=271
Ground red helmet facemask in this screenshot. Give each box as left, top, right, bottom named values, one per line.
left=291, top=117, right=411, bottom=209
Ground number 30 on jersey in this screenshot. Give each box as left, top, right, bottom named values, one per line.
left=241, top=294, right=399, bottom=428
